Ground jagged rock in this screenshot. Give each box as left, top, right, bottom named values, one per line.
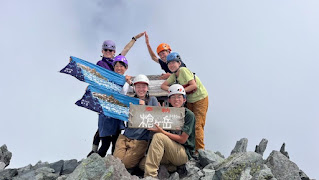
left=213, top=152, right=264, bottom=180
left=61, top=159, right=78, bottom=175
left=299, top=170, right=310, bottom=180
left=56, top=175, right=68, bottom=180
left=33, top=161, right=50, bottom=169
left=0, top=144, right=12, bottom=168
left=0, top=140, right=313, bottom=180
left=203, top=163, right=214, bottom=170
left=17, top=164, right=32, bottom=175
left=104, top=154, right=139, bottom=180
left=239, top=167, right=252, bottom=180
left=66, top=153, right=107, bottom=180
left=252, top=165, right=276, bottom=180
left=197, top=170, right=204, bottom=178
left=35, top=167, right=59, bottom=180
left=231, top=138, right=248, bottom=155
left=49, top=160, right=64, bottom=175
left=168, top=172, right=180, bottom=180
left=198, top=149, right=224, bottom=168
left=158, top=165, right=170, bottom=180
left=0, top=162, right=5, bottom=170
left=202, top=169, right=215, bottom=180
left=255, top=138, right=268, bottom=156
left=181, top=173, right=201, bottom=180
left=185, top=160, right=200, bottom=178
left=280, top=143, right=289, bottom=159
left=11, top=162, right=55, bottom=180
left=0, top=168, right=18, bottom=180
left=177, top=164, right=188, bottom=178
left=265, top=150, right=300, bottom=180
left=215, top=151, right=225, bottom=159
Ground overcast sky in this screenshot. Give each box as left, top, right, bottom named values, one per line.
left=0, top=0, right=318, bottom=178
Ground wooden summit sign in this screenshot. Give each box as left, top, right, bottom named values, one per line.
left=128, top=104, right=185, bottom=130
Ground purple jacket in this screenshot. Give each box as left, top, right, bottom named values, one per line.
left=96, top=57, right=114, bottom=71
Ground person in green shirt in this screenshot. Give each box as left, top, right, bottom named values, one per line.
left=161, top=52, right=209, bottom=152
left=144, top=84, right=196, bottom=178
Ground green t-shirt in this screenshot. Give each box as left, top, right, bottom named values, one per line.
left=167, top=67, right=208, bottom=103
left=182, top=108, right=196, bottom=160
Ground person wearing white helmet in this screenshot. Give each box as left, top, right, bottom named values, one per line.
left=113, top=75, right=159, bottom=174
left=144, top=84, right=196, bottom=178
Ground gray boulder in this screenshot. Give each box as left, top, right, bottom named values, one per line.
left=35, top=167, right=59, bottom=180
left=185, top=160, right=200, bottom=178
left=0, top=144, right=12, bottom=168
left=0, top=162, right=5, bottom=170
left=215, top=151, right=225, bottom=159
left=280, top=143, right=289, bottom=159
left=251, top=164, right=276, bottom=180
left=231, top=138, right=248, bottom=155
left=168, top=172, right=180, bottom=180
left=255, top=138, right=268, bottom=156
left=0, top=168, right=18, bottom=180
left=213, top=152, right=264, bottom=180
left=265, top=150, right=300, bottom=180
left=158, top=165, right=170, bottom=180
left=104, top=154, right=139, bottom=180
left=201, top=169, right=215, bottom=180
left=198, top=149, right=225, bottom=168
left=239, top=167, right=252, bottom=180
left=299, top=170, right=310, bottom=180
left=66, top=153, right=107, bottom=180
left=61, top=159, right=78, bottom=175
left=49, top=160, right=64, bottom=175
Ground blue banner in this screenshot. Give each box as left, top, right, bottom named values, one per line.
left=60, top=56, right=125, bottom=93
left=75, top=85, right=140, bottom=122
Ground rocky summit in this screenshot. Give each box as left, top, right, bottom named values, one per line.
left=0, top=139, right=314, bottom=180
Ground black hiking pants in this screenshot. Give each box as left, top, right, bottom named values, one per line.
left=97, top=130, right=121, bottom=157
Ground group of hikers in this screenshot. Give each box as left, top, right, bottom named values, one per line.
left=86, top=32, right=209, bottom=178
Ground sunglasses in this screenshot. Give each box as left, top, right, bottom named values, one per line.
left=104, top=49, right=114, bottom=52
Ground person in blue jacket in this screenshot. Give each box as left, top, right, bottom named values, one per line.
left=96, top=55, right=135, bottom=157
left=87, top=33, right=144, bottom=157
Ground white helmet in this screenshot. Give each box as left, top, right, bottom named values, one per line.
left=133, top=74, right=149, bottom=85
left=168, top=84, right=186, bottom=97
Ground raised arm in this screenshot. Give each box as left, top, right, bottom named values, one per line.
left=145, top=31, right=159, bottom=63
left=120, top=32, right=145, bottom=56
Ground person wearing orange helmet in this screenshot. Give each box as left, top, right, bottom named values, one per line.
left=144, top=32, right=186, bottom=79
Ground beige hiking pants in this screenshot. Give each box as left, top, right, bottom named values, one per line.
left=113, top=134, right=148, bottom=169
left=144, top=133, right=188, bottom=178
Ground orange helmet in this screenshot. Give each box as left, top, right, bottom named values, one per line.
left=156, top=43, right=171, bottom=54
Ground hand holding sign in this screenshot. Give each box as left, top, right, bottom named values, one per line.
left=148, top=124, right=164, bottom=133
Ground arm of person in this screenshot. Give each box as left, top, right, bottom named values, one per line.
left=160, top=73, right=171, bottom=80
left=120, top=32, right=145, bottom=56
left=184, top=79, right=197, bottom=93
left=148, top=124, right=189, bottom=144
left=161, top=80, right=170, bottom=91
left=145, top=31, right=159, bottom=63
